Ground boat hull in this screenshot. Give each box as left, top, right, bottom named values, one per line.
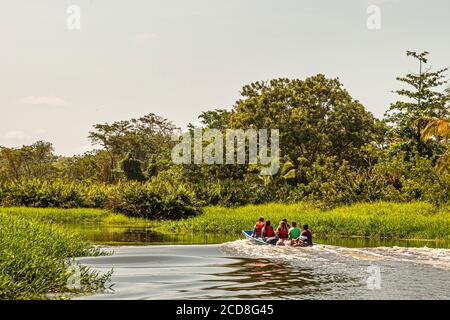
left=242, top=230, right=271, bottom=245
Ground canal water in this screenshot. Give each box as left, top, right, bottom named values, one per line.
left=71, top=225, right=450, bottom=300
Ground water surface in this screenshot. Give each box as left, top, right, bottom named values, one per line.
left=76, top=242, right=450, bottom=300
left=67, top=224, right=450, bottom=248
left=71, top=224, right=450, bottom=300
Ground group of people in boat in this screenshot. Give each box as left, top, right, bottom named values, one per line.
left=251, top=216, right=313, bottom=246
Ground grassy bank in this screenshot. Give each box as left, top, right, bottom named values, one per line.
left=0, top=214, right=111, bottom=300
left=0, top=207, right=152, bottom=226
left=154, top=202, right=450, bottom=240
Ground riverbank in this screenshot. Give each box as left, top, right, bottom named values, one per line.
left=0, top=213, right=111, bottom=300
left=1, top=201, right=449, bottom=300
left=0, top=207, right=153, bottom=226
left=2, top=202, right=449, bottom=241
left=154, top=202, right=450, bottom=241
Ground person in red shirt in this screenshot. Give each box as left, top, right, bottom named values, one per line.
left=262, top=220, right=276, bottom=244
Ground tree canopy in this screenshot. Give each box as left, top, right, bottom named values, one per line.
left=229, top=75, right=384, bottom=168
left=385, top=51, right=449, bottom=157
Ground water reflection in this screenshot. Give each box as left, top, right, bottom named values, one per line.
left=76, top=245, right=360, bottom=300
left=76, top=244, right=450, bottom=300
left=66, top=225, right=237, bottom=245
left=205, top=258, right=356, bottom=299
left=65, top=224, right=450, bottom=248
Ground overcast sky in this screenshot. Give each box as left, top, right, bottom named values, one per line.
left=0, top=0, right=449, bottom=155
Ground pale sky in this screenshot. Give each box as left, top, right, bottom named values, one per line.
left=0, top=0, right=449, bottom=155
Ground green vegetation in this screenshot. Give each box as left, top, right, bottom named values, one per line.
left=155, top=202, right=450, bottom=240
left=1, top=49, right=447, bottom=300
left=420, top=115, right=450, bottom=173
left=385, top=51, right=448, bottom=158
left=0, top=179, right=201, bottom=220
left=0, top=214, right=111, bottom=300
left=0, top=51, right=448, bottom=217
left=0, top=207, right=151, bottom=226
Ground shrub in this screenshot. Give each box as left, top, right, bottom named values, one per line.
left=0, top=179, right=109, bottom=208
left=0, top=179, right=201, bottom=220
left=106, top=180, right=202, bottom=220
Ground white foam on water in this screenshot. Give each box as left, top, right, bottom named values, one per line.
left=220, top=240, right=450, bottom=271
left=366, top=246, right=450, bottom=270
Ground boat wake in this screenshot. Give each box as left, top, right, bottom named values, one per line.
left=76, top=243, right=450, bottom=300
left=220, top=240, right=450, bottom=271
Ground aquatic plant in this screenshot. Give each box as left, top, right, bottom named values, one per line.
left=0, top=214, right=111, bottom=300
left=155, top=202, right=450, bottom=240
left=0, top=207, right=151, bottom=226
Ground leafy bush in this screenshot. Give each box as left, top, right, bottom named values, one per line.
left=280, top=154, right=450, bottom=209
left=0, top=152, right=447, bottom=218
left=106, top=180, right=201, bottom=219
left=193, top=179, right=286, bottom=207
left=0, top=179, right=201, bottom=220
left=0, top=179, right=109, bottom=208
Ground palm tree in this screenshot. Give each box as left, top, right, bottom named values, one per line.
left=421, top=117, right=450, bottom=141
left=419, top=87, right=450, bottom=173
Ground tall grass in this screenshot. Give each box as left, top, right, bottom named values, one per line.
left=0, top=214, right=111, bottom=300
left=155, top=202, right=450, bottom=240
left=0, top=207, right=151, bottom=226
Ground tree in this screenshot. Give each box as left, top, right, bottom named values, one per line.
left=0, top=141, right=57, bottom=180
left=420, top=116, right=450, bottom=173
left=119, top=152, right=145, bottom=181
left=229, top=75, right=381, bottom=170
left=56, top=150, right=113, bottom=182
left=198, top=109, right=231, bottom=129
left=146, top=155, right=159, bottom=178
left=88, top=113, right=178, bottom=181
left=385, top=51, right=449, bottom=157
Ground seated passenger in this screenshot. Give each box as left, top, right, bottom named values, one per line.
left=288, top=221, right=301, bottom=246
left=262, top=220, right=276, bottom=244
left=252, top=216, right=265, bottom=238
left=300, top=224, right=313, bottom=247
left=276, top=221, right=289, bottom=246
left=282, top=218, right=291, bottom=229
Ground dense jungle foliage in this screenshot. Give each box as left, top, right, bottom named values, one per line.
left=1, top=51, right=448, bottom=218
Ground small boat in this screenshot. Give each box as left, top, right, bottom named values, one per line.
left=242, top=230, right=273, bottom=246
left=242, top=230, right=318, bottom=246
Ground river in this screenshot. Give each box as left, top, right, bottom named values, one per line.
left=72, top=225, right=450, bottom=300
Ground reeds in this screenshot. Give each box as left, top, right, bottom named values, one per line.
left=0, top=207, right=151, bottom=226
left=155, top=202, right=450, bottom=240
left=0, top=214, right=111, bottom=300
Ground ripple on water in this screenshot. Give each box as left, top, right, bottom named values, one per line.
left=75, top=242, right=450, bottom=300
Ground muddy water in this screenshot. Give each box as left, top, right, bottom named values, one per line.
left=76, top=241, right=450, bottom=300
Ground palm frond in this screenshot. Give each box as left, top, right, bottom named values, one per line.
left=421, top=118, right=450, bottom=141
